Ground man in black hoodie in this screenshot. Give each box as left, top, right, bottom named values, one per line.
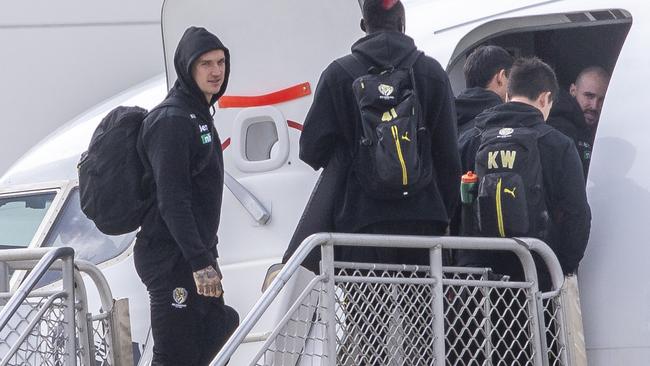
left=456, top=45, right=513, bottom=136
left=300, top=2, right=459, bottom=362
left=136, top=27, right=238, bottom=365
left=300, top=0, right=460, bottom=263
left=457, top=57, right=591, bottom=289
left=548, top=67, right=610, bottom=178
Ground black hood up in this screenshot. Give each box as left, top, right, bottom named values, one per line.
left=548, top=89, right=592, bottom=133
left=172, top=26, right=230, bottom=109
left=474, top=101, right=545, bottom=130
left=456, top=87, right=503, bottom=130
left=351, top=31, right=418, bottom=68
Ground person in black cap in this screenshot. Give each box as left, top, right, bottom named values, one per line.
left=135, top=26, right=238, bottom=365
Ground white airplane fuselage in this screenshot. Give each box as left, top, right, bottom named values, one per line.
left=0, top=1, right=648, bottom=364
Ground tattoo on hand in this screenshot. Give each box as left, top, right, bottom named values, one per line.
left=193, top=266, right=223, bottom=298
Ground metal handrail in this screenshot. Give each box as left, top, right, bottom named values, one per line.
left=2, top=259, right=114, bottom=314
left=224, top=172, right=271, bottom=225
left=210, top=233, right=566, bottom=366
left=0, top=247, right=74, bottom=331
left=515, top=237, right=566, bottom=296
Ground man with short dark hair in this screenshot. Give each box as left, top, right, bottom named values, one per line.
left=548, top=66, right=610, bottom=177
left=136, top=26, right=238, bottom=365
left=456, top=45, right=514, bottom=135
left=457, top=57, right=591, bottom=288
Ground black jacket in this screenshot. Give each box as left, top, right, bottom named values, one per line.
left=455, top=87, right=503, bottom=136
left=299, top=31, right=461, bottom=233
left=136, top=27, right=229, bottom=272
left=457, top=102, right=591, bottom=280
left=547, top=89, right=595, bottom=178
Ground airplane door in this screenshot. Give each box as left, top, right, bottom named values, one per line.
left=420, top=3, right=645, bottom=364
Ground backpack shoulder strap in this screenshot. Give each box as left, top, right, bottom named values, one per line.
left=335, top=54, right=369, bottom=80
left=145, top=99, right=215, bottom=177
left=401, top=50, right=424, bottom=70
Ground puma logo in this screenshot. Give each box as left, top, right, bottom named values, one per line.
left=504, top=187, right=516, bottom=198
left=401, top=132, right=411, bottom=142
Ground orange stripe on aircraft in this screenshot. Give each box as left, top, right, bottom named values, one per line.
left=218, top=82, right=311, bottom=108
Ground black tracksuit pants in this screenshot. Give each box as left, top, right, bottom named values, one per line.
left=134, top=244, right=239, bottom=366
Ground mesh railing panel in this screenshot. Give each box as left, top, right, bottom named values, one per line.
left=245, top=266, right=567, bottom=366
left=543, top=296, right=567, bottom=366
left=444, top=280, right=536, bottom=365
left=0, top=296, right=50, bottom=357
left=82, top=314, right=112, bottom=366
left=1, top=294, right=116, bottom=365
left=3, top=297, right=70, bottom=366
left=251, top=280, right=330, bottom=366
left=335, top=266, right=436, bottom=366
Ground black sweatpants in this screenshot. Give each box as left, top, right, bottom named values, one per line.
left=134, top=246, right=239, bottom=366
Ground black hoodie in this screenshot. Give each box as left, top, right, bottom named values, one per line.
left=300, top=31, right=461, bottom=233
left=547, top=89, right=595, bottom=178
left=457, top=102, right=591, bottom=283
left=455, top=87, right=503, bottom=136
left=136, top=27, right=229, bottom=273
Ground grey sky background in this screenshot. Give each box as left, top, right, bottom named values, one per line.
left=0, top=0, right=165, bottom=176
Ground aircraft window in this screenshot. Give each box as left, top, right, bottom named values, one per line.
left=245, top=120, right=279, bottom=161
left=30, top=188, right=135, bottom=288
left=0, top=193, right=55, bottom=249
left=42, top=188, right=135, bottom=264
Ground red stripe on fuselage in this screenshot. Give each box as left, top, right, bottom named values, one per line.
left=218, top=82, right=311, bottom=108
left=221, top=137, right=231, bottom=151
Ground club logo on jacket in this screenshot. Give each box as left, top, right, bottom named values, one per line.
left=199, top=124, right=212, bottom=144
left=378, top=84, right=395, bottom=100
left=172, top=287, right=188, bottom=309
left=498, top=128, right=514, bottom=138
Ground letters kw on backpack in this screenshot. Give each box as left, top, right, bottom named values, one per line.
left=474, top=126, right=549, bottom=238
left=338, top=51, right=433, bottom=200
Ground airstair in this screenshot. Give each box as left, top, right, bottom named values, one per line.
left=210, top=233, right=577, bottom=366
left=0, top=247, right=132, bottom=366
left=0, top=235, right=578, bottom=366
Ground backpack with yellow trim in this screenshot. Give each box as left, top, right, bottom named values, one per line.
left=336, top=50, right=433, bottom=200
left=474, top=125, right=550, bottom=238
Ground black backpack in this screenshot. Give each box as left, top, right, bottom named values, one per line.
left=474, top=125, right=551, bottom=238
left=78, top=106, right=151, bottom=235
left=336, top=51, right=433, bottom=199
